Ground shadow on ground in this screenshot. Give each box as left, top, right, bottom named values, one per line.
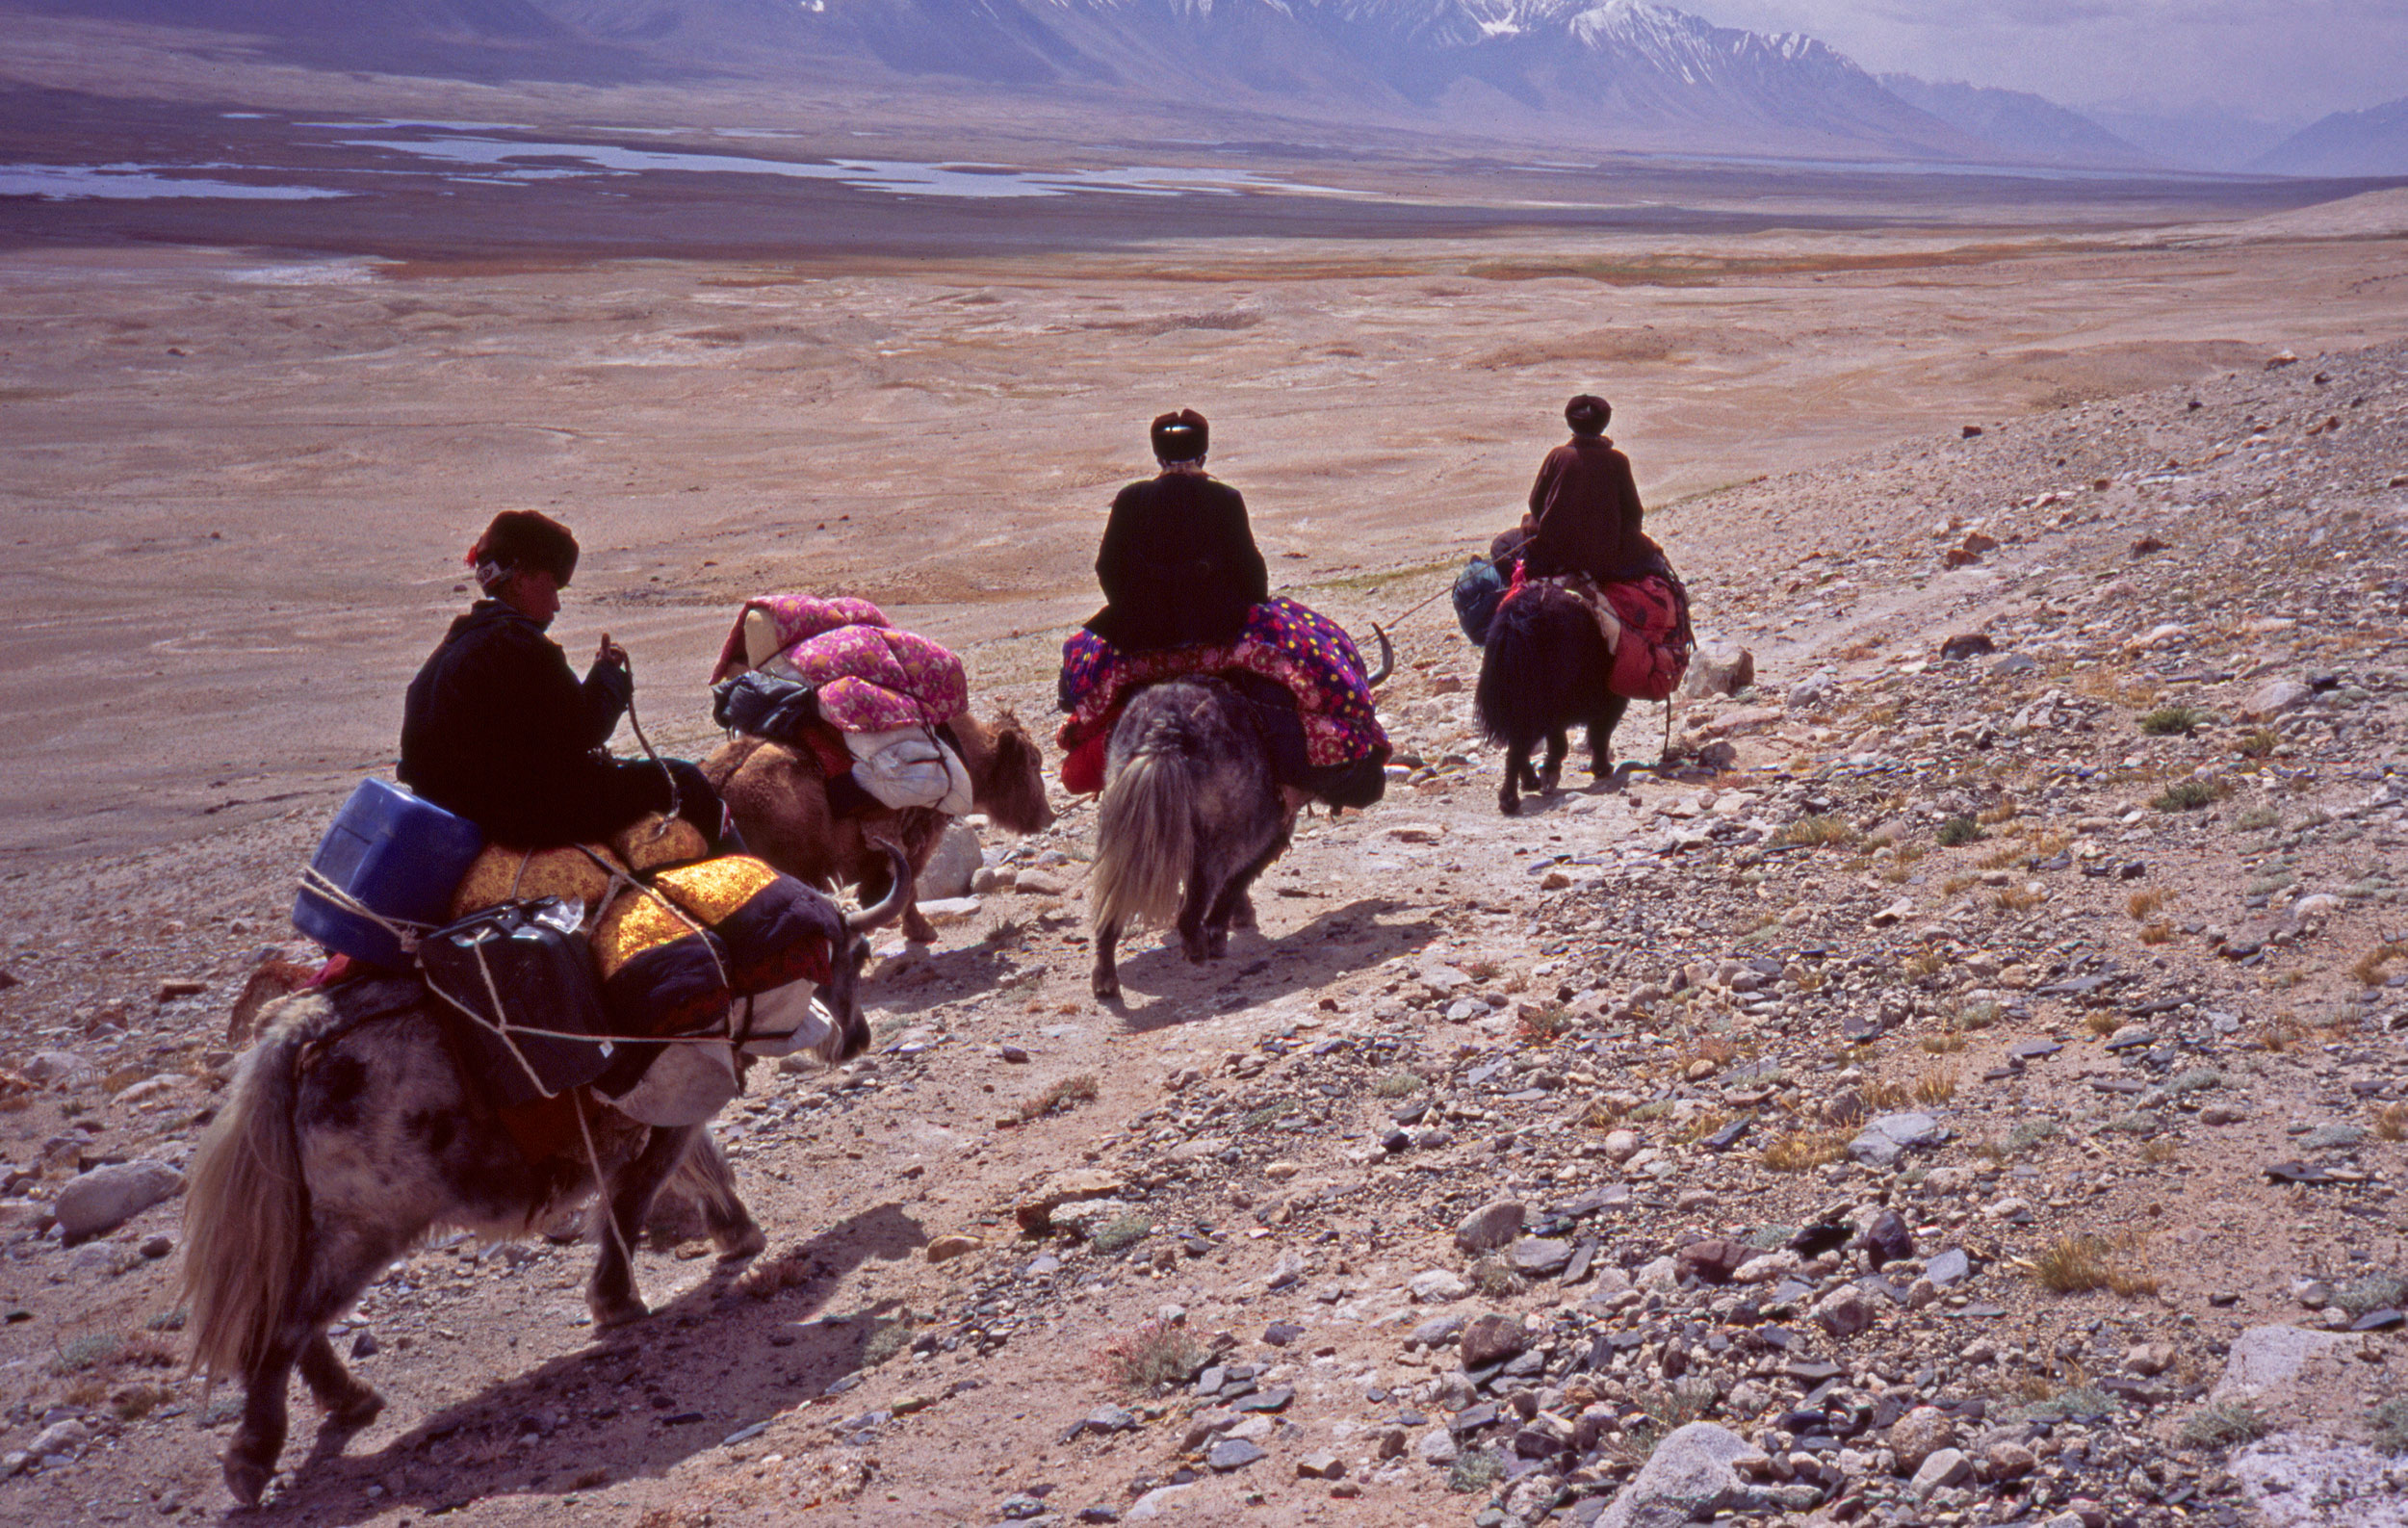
left=243, top=1202, right=927, bottom=1524
left=1103, top=897, right=1436, bottom=1031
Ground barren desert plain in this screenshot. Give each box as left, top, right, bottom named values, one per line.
left=4, top=42, right=2408, bottom=1528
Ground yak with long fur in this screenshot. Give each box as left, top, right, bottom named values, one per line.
left=179, top=856, right=908, bottom=1506
left=1087, top=678, right=1290, bottom=1000
left=1475, top=583, right=1629, bottom=815
left=707, top=708, right=1052, bottom=945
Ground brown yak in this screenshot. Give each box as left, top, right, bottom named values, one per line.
left=706, top=709, right=1053, bottom=945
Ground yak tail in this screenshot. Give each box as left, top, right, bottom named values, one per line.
left=182, top=995, right=327, bottom=1384
left=1090, top=732, right=1193, bottom=933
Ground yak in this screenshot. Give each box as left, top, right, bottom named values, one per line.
left=179, top=851, right=910, bottom=1506
left=1088, top=634, right=1389, bottom=999
left=1475, top=582, right=1629, bottom=815
left=708, top=709, right=1052, bottom=945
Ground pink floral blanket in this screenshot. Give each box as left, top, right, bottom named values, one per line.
left=711, top=595, right=967, bottom=734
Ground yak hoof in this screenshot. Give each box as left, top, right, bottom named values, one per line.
left=222, top=1449, right=273, bottom=1508
left=591, top=1294, right=650, bottom=1331
left=1497, top=789, right=1521, bottom=816
left=900, top=910, right=939, bottom=945
left=326, top=1387, right=386, bottom=1432
left=1091, top=969, right=1120, bottom=1002
left=716, top=1223, right=768, bottom=1261
left=1229, top=895, right=1258, bottom=932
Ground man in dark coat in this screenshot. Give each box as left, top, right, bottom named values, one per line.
left=400, top=509, right=728, bottom=849
left=1086, top=408, right=1269, bottom=652
left=1522, top=394, right=1659, bottom=584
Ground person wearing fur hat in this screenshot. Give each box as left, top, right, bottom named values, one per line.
left=1521, top=394, right=1659, bottom=585
left=1086, top=408, right=1269, bottom=652
left=400, top=509, right=731, bottom=850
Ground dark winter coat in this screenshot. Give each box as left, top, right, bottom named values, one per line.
left=1086, top=471, right=1269, bottom=652
left=399, top=601, right=668, bottom=847
left=1523, top=435, right=1650, bottom=583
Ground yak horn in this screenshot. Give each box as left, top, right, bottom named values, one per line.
left=849, top=841, right=914, bottom=932
left=1363, top=623, right=1394, bottom=687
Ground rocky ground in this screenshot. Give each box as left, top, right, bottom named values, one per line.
left=1, top=339, right=2405, bottom=1527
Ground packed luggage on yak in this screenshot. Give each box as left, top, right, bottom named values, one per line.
left=702, top=593, right=1053, bottom=945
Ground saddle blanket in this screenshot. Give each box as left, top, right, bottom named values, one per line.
left=1055, top=596, right=1389, bottom=793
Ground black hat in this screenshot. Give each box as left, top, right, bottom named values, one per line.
left=470, top=509, right=579, bottom=585
left=1566, top=395, right=1611, bottom=436
left=1150, top=408, right=1209, bottom=463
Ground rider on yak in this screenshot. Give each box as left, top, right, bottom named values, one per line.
left=400, top=509, right=736, bottom=853
left=1057, top=410, right=1389, bottom=811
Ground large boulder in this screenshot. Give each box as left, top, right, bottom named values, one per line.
left=1460, top=1313, right=1529, bottom=1369
left=55, top=1160, right=185, bottom=1245
left=1682, top=641, right=1755, bottom=698
left=1594, top=1421, right=1755, bottom=1528
left=919, top=820, right=983, bottom=900
left=2211, top=1325, right=2352, bottom=1405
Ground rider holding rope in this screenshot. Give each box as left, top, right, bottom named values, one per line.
left=400, top=509, right=732, bottom=851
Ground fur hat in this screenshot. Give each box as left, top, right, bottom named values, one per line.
left=1565, top=395, right=1612, bottom=436
left=1150, top=408, right=1209, bottom=463
left=469, top=509, right=579, bottom=586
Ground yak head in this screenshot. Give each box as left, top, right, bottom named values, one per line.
left=816, top=841, right=913, bottom=1064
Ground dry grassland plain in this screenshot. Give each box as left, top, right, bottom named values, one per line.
left=2, top=75, right=2405, bottom=863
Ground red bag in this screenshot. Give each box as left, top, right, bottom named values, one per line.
left=1600, top=575, right=1692, bottom=702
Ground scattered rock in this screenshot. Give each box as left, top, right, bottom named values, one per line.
left=1460, top=1312, right=1529, bottom=1368
left=54, top=1160, right=185, bottom=1245
left=1015, top=1170, right=1126, bottom=1235
left=1889, top=1406, right=1957, bottom=1473
left=1594, top=1421, right=1753, bottom=1528
left=925, top=1234, right=984, bottom=1265
left=1453, top=1199, right=1526, bottom=1254
left=2211, top=1325, right=2350, bottom=1405
left=920, top=820, right=984, bottom=899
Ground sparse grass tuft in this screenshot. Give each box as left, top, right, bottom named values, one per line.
left=1447, top=1447, right=1506, bottom=1494
left=1913, top=1065, right=1959, bottom=1105
left=2177, top=1399, right=2268, bottom=1450
left=1905, top=949, right=1949, bottom=978
left=1937, top=816, right=1983, bottom=847
left=1775, top=815, right=1860, bottom=849
left=2372, top=1395, right=2408, bottom=1455
left=1097, top=1319, right=1205, bottom=1395
left=2351, top=943, right=2407, bottom=988
left=1762, top=1129, right=1851, bottom=1173
left=2128, top=889, right=2175, bottom=920
left=2236, top=803, right=2282, bottom=829
left=1018, top=1073, right=1100, bottom=1123
left=1978, top=799, right=2021, bottom=827
left=1090, top=1214, right=1151, bottom=1255
left=2333, top=1273, right=2408, bottom=1317
left=1467, top=1256, right=1528, bottom=1299
left=2138, top=920, right=2175, bottom=945
left=2027, top=1232, right=2158, bottom=1297
left=2083, top=1010, right=2121, bottom=1037
left=1860, top=1076, right=1911, bottom=1111
left=1994, top=885, right=2046, bottom=912
left=2137, top=1137, right=2180, bottom=1165
left=1375, top=1070, right=1426, bottom=1099
left=1612, top=1386, right=1714, bottom=1465
left=1957, top=1000, right=2004, bottom=1031
left=2152, top=777, right=2234, bottom=813
left=1919, top=1032, right=1967, bottom=1054
left=52, top=1334, right=122, bottom=1375
left=1516, top=1004, right=1574, bottom=1046
left=2139, top=703, right=2208, bottom=737
left=2236, top=729, right=2281, bottom=760
left=861, top=1316, right=915, bottom=1367
left=2373, top=1102, right=2408, bottom=1143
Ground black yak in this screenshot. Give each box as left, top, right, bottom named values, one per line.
left=1475, top=583, right=1629, bottom=815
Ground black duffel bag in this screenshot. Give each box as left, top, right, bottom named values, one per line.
left=420, top=897, right=616, bottom=1108
left=712, top=672, right=821, bottom=745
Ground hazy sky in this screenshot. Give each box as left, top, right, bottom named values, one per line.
left=1687, top=2, right=2408, bottom=118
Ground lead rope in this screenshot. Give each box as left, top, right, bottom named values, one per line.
left=617, top=653, right=681, bottom=842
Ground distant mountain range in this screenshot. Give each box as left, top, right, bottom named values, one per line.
left=16, top=0, right=2320, bottom=173
left=2253, top=95, right=2408, bottom=177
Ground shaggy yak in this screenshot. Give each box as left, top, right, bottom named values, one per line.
left=179, top=853, right=909, bottom=1506
left=1088, top=634, right=1389, bottom=1000
left=707, top=709, right=1053, bottom=945
left=1475, top=583, right=1629, bottom=816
